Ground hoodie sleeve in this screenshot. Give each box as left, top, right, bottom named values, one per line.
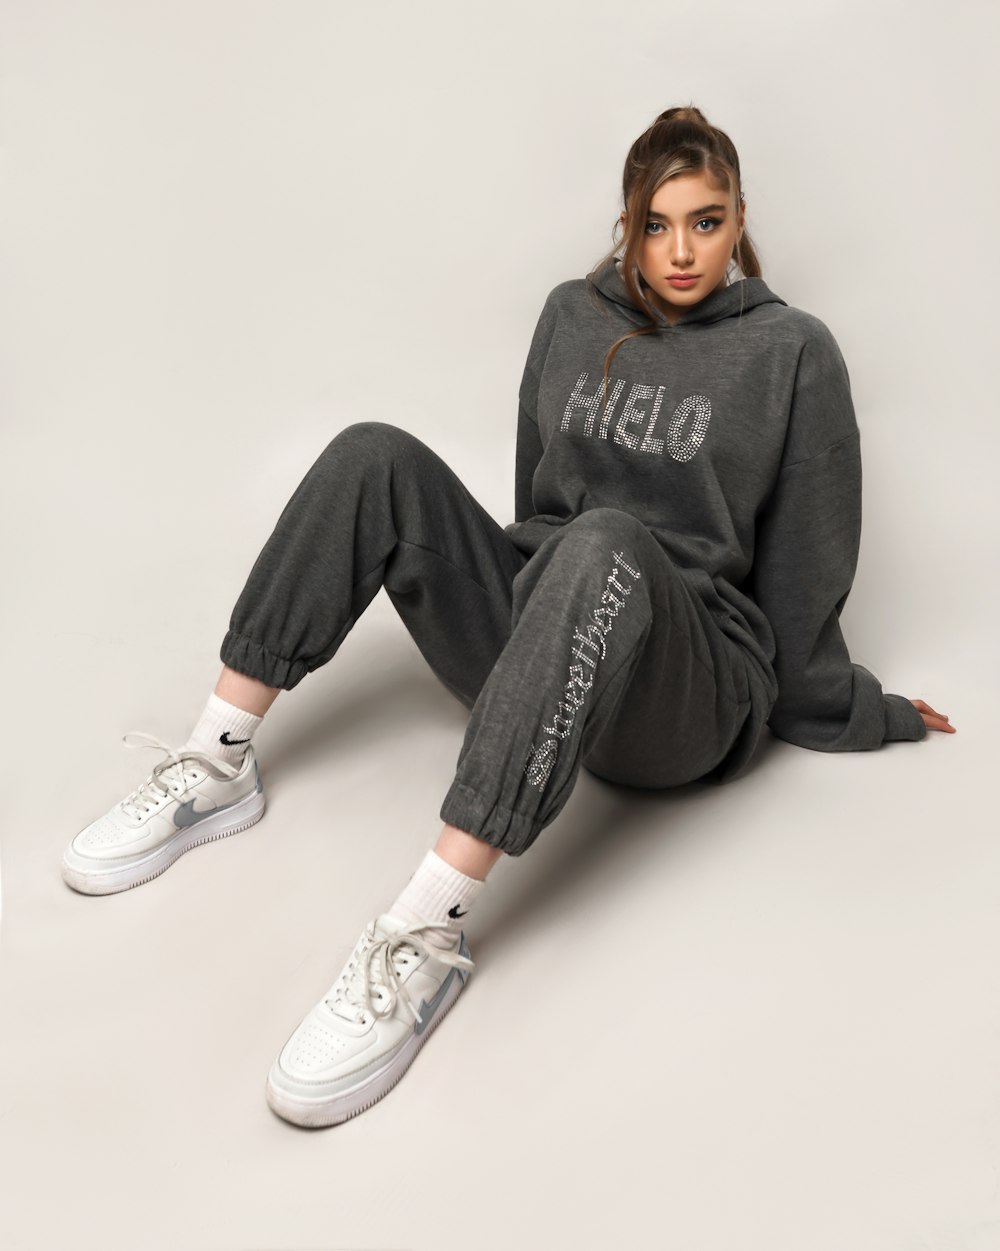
left=514, top=401, right=543, bottom=524
left=750, top=329, right=926, bottom=751
left=512, top=291, right=560, bottom=523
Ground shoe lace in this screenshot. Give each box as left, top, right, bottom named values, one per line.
left=117, top=731, right=241, bottom=820
left=327, top=919, right=475, bottom=1027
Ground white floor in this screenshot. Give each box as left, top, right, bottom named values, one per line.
left=2, top=595, right=995, bottom=1251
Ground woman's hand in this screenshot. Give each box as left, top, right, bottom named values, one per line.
left=910, top=699, right=957, bottom=733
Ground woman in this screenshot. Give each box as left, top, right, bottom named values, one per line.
left=60, top=105, right=955, bottom=1127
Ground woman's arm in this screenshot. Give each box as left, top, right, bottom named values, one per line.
left=510, top=291, right=558, bottom=524
left=513, top=401, right=543, bottom=524
left=750, top=327, right=952, bottom=749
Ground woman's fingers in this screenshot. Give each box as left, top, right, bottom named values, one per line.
left=910, top=698, right=957, bottom=732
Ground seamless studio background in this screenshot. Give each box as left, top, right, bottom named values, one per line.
left=1, top=2, right=998, bottom=1250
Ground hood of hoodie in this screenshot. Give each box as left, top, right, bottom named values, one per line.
left=588, top=254, right=786, bottom=328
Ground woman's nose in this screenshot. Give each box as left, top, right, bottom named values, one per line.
left=670, top=228, right=694, bottom=263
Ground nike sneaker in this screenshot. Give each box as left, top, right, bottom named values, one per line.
left=61, top=732, right=265, bottom=895
left=266, top=914, right=475, bottom=1127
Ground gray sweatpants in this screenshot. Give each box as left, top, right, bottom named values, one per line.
left=220, top=422, right=756, bottom=856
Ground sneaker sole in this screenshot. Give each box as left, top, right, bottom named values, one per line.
left=264, top=964, right=469, bottom=1128
left=60, top=789, right=266, bottom=896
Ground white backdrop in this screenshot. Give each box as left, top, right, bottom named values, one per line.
left=4, top=0, right=996, bottom=690
left=2, top=3, right=998, bottom=1250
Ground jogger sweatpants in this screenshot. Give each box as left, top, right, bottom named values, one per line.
left=220, top=422, right=761, bottom=856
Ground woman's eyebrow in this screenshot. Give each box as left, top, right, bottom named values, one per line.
left=647, top=203, right=728, bottom=220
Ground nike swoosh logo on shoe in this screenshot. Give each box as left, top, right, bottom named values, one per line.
left=172, top=794, right=246, bottom=830
left=413, top=967, right=457, bottom=1036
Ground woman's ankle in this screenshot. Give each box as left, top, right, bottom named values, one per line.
left=186, top=690, right=265, bottom=764
left=432, top=823, right=504, bottom=881
left=213, top=665, right=282, bottom=717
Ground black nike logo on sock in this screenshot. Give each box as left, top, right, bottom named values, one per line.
left=448, top=905, right=468, bottom=919
left=220, top=732, right=251, bottom=746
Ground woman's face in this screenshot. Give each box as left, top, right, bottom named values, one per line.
left=623, top=172, right=745, bottom=325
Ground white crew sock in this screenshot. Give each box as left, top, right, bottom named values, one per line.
left=183, top=692, right=263, bottom=765
left=387, top=848, right=487, bottom=950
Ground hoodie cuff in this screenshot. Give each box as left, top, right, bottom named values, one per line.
left=883, top=693, right=927, bottom=742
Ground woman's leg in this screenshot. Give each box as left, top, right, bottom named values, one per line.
left=219, top=420, right=527, bottom=704
left=264, top=503, right=758, bottom=1129
left=218, top=420, right=530, bottom=881
left=64, top=421, right=526, bottom=897
left=438, top=506, right=757, bottom=857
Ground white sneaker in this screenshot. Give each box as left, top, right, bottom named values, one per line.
left=61, top=732, right=265, bottom=895
left=266, top=914, right=475, bottom=1128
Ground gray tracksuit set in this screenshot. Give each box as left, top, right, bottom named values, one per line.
left=220, top=257, right=926, bottom=856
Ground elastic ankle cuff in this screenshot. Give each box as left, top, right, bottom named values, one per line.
left=219, top=630, right=311, bottom=691
left=439, top=782, right=540, bottom=858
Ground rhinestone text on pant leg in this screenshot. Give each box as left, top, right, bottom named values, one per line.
left=524, top=549, right=641, bottom=790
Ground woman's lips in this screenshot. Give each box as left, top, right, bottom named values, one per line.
left=667, top=275, right=699, bottom=288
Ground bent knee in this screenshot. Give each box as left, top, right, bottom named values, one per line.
left=308, top=421, right=435, bottom=488
left=321, top=420, right=418, bottom=463
left=536, top=510, right=648, bottom=608
left=556, top=508, right=649, bottom=563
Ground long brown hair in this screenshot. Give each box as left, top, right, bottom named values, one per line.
left=589, top=105, right=764, bottom=397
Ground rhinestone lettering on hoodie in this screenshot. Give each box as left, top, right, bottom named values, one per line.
left=561, top=371, right=711, bottom=462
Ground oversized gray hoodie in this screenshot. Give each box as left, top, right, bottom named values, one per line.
left=503, top=256, right=926, bottom=779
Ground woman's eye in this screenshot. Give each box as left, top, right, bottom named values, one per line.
left=644, top=218, right=722, bottom=235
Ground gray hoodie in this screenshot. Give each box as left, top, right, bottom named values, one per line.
left=504, top=255, right=926, bottom=773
